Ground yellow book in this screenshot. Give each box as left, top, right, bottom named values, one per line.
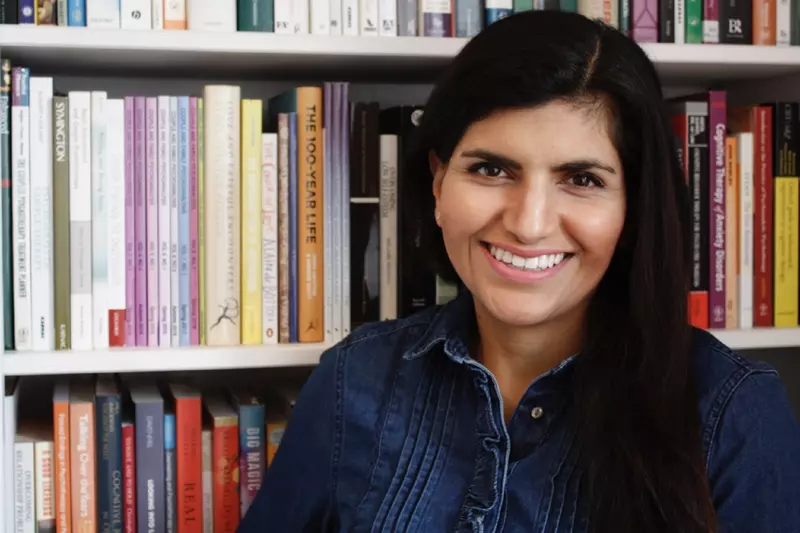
left=774, top=176, right=798, bottom=327
left=198, top=98, right=206, bottom=345
left=724, top=136, right=738, bottom=329
left=241, top=99, right=263, bottom=344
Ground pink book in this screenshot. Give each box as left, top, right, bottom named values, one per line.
left=134, top=96, right=148, bottom=346
left=146, top=98, right=159, bottom=346
left=124, top=98, right=136, bottom=347
left=189, top=97, right=199, bottom=345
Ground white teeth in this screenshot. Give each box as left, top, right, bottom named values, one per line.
left=488, top=245, right=567, bottom=273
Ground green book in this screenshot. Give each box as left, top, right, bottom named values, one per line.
left=686, top=0, right=703, bottom=43
left=237, top=0, right=274, bottom=31
left=0, top=59, right=13, bottom=350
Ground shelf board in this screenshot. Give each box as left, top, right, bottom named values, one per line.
left=2, top=26, right=800, bottom=83
left=1, top=342, right=331, bottom=376
left=708, top=328, right=800, bottom=350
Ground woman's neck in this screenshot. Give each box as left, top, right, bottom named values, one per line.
left=474, top=301, right=584, bottom=424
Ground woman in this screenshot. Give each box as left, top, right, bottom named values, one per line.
left=240, top=10, right=800, bottom=532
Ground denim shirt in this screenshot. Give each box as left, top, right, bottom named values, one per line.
left=239, top=291, right=800, bottom=533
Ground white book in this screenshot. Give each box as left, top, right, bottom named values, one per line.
left=13, top=440, right=35, bottom=533
left=121, top=0, right=152, bottom=29
left=330, top=0, right=343, bottom=34
left=274, top=0, right=294, bottom=33
left=11, top=70, right=32, bottom=351
left=293, top=0, right=310, bottom=32
left=169, top=96, right=180, bottom=347
left=106, top=99, right=127, bottom=346
left=152, top=0, right=164, bottom=28
left=342, top=0, right=359, bottom=34
left=331, top=85, right=342, bottom=342
left=188, top=0, right=236, bottom=31
left=261, top=134, right=279, bottom=345
left=157, top=96, right=172, bottom=347
left=34, top=441, right=55, bottom=531
left=312, top=0, right=331, bottom=33
left=323, top=96, right=333, bottom=344
left=777, top=0, right=791, bottom=46
left=738, top=132, right=754, bottom=329
left=69, top=91, right=93, bottom=351
left=379, top=134, right=398, bottom=320
left=29, top=77, right=55, bottom=352
left=379, top=0, right=396, bottom=35
left=359, top=0, right=378, bottom=35
left=674, top=0, right=685, bottom=43
left=3, top=380, right=20, bottom=533
left=91, top=91, right=109, bottom=350
left=87, top=0, right=121, bottom=27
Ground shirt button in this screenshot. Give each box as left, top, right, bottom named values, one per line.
left=531, top=406, right=544, bottom=419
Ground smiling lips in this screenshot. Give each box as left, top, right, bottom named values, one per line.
left=483, top=243, right=572, bottom=282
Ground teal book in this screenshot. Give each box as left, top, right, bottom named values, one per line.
left=237, top=0, right=274, bottom=31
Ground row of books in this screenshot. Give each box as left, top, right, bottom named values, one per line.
left=668, top=91, right=800, bottom=329
left=0, top=58, right=455, bottom=353
left=4, top=373, right=297, bottom=533
left=1, top=0, right=797, bottom=44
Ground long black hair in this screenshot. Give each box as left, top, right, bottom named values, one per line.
left=407, top=10, right=717, bottom=532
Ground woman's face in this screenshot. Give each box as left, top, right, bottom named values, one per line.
left=431, top=99, right=626, bottom=330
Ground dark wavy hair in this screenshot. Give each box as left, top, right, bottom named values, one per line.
left=406, top=10, right=717, bottom=532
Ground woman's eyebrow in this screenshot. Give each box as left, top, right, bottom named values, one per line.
left=460, top=149, right=522, bottom=171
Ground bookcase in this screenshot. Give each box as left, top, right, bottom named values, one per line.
left=3, top=21, right=800, bottom=533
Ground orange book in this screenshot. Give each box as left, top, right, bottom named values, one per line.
left=170, top=384, right=203, bottom=533
left=753, top=0, right=776, bottom=44
left=53, top=381, right=72, bottom=533
left=69, top=380, right=96, bottom=533
left=204, top=394, right=239, bottom=533
left=725, top=136, right=739, bottom=328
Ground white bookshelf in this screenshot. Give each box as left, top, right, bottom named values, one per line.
left=4, top=24, right=800, bottom=523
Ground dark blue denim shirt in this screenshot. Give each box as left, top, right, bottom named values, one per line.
left=239, top=291, right=800, bottom=532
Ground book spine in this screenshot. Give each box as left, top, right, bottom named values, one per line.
left=1, top=0, right=20, bottom=22
left=379, top=134, right=398, bottom=321
left=52, top=387, right=71, bottom=533
left=14, top=442, right=35, bottom=533
left=34, top=441, right=56, bottom=533
left=341, top=0, right=358, bottom=34
left=340, top=84, right=351, bottom=337
left=163, top=0, right=185, bottom=27
left=87, top=0, right=121, bottom=27
left=151, top=0, right=163, bottom=28
left=19, top=0, right=36, bottom=23
left=359, top=0, right=378, bottom=33
left=724, top=136, right=738, bottom=329
left=158, top=96, right=172, bottom=346
left=323, top=87, right=333, bottom=344
left=169, top=97, right=179, bottom=346
left=164, top=414, right=176, bottom=533
left=124, top=97, right=136, bottom=347
left=203, top=85, right=241, bottom=346
left=738, top=132, right=754, bottom=328
left=198, top=98, right=206, bottom=345
left=277, top=114, right=290, bottom=343
left=330, top=0, right=342, bottom=34
left=379, top=0, right=396, bottom=34
left=175, top=397, right=202, bottom=533
left=57, top=0, right=68, bottom=25
left=107, top=99, right=127, bottom=347
left=773, top=102, right=799, bottom=327
left=92, top=91, right=110, bottom=349
left=659, top=0, right=675, bottom=41
left=121, top=423, right=136, bottom=533
left=146, top=97, right=159, bottom=346
left=189, top=97, right=199, bottom=345
left=687, top=105, right=710, bottom=329
left=121, top=0, right=152, bottom=28
left=777, top=0, right=790, bottom=44
left=96, top=394, right=122, bottom=533
left=396, top=0, right=417, bottom=34
left=178, top=96, right=190, bottom=346
left=274, top=0, right=292, bottom=32
left=312, top=0, right=331, bottom=33
left=241, top=99, right=262, bottom=345
left=70, top=402, right=96, bottom=533
left=0, top=59, right=14, bottom=350
left=331, top=85, right=342, bottom=342
left=69, top=91, right=93, bottom=350
left=685, top=0, right=702, bottom=40
left=29, top=76, right=55, bottom=352
left=67, top=0, right=86, bottom=25
left=708, top=90, right=726, bottom=329
left=52, top=96, right=71, bottom=350
left=212, top=424, right=239, bottom=533
left=134, top=96, right=148, bottom=346
left=719, top=0, right=752, bottom=42
left=754, top=106, right=774, bottom=327
left=704, top=0, right=719, bottom=41
left=134, top=401, right=165, bottom=533
left=262, top=134, right=279, bottom=344
left=238, top=404, right=265, bottom=516
left=191, top=0, right=236, bottom=31
left=201, top=430, right=212, bottom=533
left=288, top=113, right=298, bottom=342
left=454, top=0, right=479, bottom=35
left=12, top=68, right=32, bottom=351
left=674, top=0, right=685, bottom=42
left=420, top=0, right=452, bottom=36
left=632, top=0, right=659, bottom=41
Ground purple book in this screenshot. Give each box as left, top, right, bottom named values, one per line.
left=189, top=97, right=199, bottom=345
left=708, top=90, right=726, bottom=329
left=632, top=0, right=658, bottom=42
left=146, top=97, right=159, bottom=346
left=124, top=98, right=136, bottom=347
left=703, top=0, right=719, bottom=43
left=134, top=97, right=148, bottom=346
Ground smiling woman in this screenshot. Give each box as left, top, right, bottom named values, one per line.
left=239, top=9, right=800, bottom=533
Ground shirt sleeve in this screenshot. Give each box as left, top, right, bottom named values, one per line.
left=238, top=345, right=341, bottom=532
left=708, top=368, right=800, bottom=533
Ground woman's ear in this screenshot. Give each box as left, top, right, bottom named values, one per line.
left=429, top=150, right=445, bottom=227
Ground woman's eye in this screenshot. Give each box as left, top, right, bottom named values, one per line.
left=470, top=163, right=507, bottom=178
left=569, top=172, right=603, bottom=188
